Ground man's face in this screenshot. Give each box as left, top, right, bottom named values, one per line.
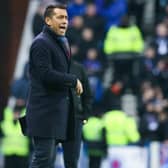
left=46, top=8, right=68, bottom=36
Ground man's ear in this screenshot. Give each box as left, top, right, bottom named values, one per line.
left=45, top=17, right=51, bottom=26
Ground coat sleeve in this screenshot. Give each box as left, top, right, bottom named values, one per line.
left=80, top=65, right=93, bottom=119
left=30, top=39, right=77, bottom=88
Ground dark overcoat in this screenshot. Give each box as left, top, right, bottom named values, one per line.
left=26, top=26, right=77, bottom=140
left=70, top=61, right=92, bottom=121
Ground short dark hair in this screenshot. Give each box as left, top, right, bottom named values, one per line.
left=44, top=3, right=67, bottom=19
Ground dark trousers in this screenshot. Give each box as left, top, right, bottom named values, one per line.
left=4, top=155, right=29, bottom=168
left=62, top=119, right=82, bottom=168
left=29, top=137, right=58, bottom=168
left=89, top=156, right=101, bottom=168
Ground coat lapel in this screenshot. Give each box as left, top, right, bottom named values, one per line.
left=57, top=36, right=71, bottom=62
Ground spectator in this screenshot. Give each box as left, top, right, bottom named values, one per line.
left=158, top=108, right=168, bottom=143
left=83, top=112, right=106, bottom=168
left=66, top=16, right=84, bottom=62
left=80, top=27, right=98, bottom=59
left=153, top=59, right=168, bottom=93
left=67, top=16, right=84, bottom=44
left=150, top=23, right=168, bottom=58
left=32, top=0, right=56, bottom=37
left=104, top=14, right=144, bottom=90
left=95, top=0, right=128, bottom=30
left=138, top=84, right=168, bottom=144
left=103, top=108, right=140, bottom=145
left=83, top=3, right=105, bottom=42
left=155, top=0, right=168, bottom=23
left=139, top=102, right=160, bottom=145
left=138, top=46, right=157, bottom=82
left=104, top=15, right=144, bottom=55
left=11, top=63, right=29, bottom=101
left=83, top=48, right=104, bottom=110
left=67, top=0, right=86, bottom=21
left=32, top=2, right=45, bottom=37
left=1, top=99, right=30, bottom=168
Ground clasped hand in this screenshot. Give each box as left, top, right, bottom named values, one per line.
left=76, top=79, right=83, bottom=95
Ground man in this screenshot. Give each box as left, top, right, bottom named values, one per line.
left=1, top=99, right=30, bottom=168
left=62, top=60, right=93, bottom=168
left=26, top=3, right=83, bottom=168
left=103, top=109, right=140, bottom=145
left=82, top=112, right=106, bottom=168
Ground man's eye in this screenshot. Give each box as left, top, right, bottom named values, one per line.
left=56, top=15, right=68, bottom=19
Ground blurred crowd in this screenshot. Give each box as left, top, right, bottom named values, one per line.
left=1, top=0, right=168, bottom=167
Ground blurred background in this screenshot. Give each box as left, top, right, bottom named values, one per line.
left=1, top=0, right=168, bottom=168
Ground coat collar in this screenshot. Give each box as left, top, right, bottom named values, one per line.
left=43, top=25, right=71, bottom=63
left=43, top=25, right=62, bottom=43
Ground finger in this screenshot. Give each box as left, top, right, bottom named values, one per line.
left=76, top=87, right=80, bottom=95
left=79, top=88, right=83, bottom=95
left=76, top=89, right=81, bottom=95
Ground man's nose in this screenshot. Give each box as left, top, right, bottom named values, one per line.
left=63, top=17, right=68, bottom=24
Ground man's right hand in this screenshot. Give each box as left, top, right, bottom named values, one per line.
left=76, top=79, right=83, bottom=96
